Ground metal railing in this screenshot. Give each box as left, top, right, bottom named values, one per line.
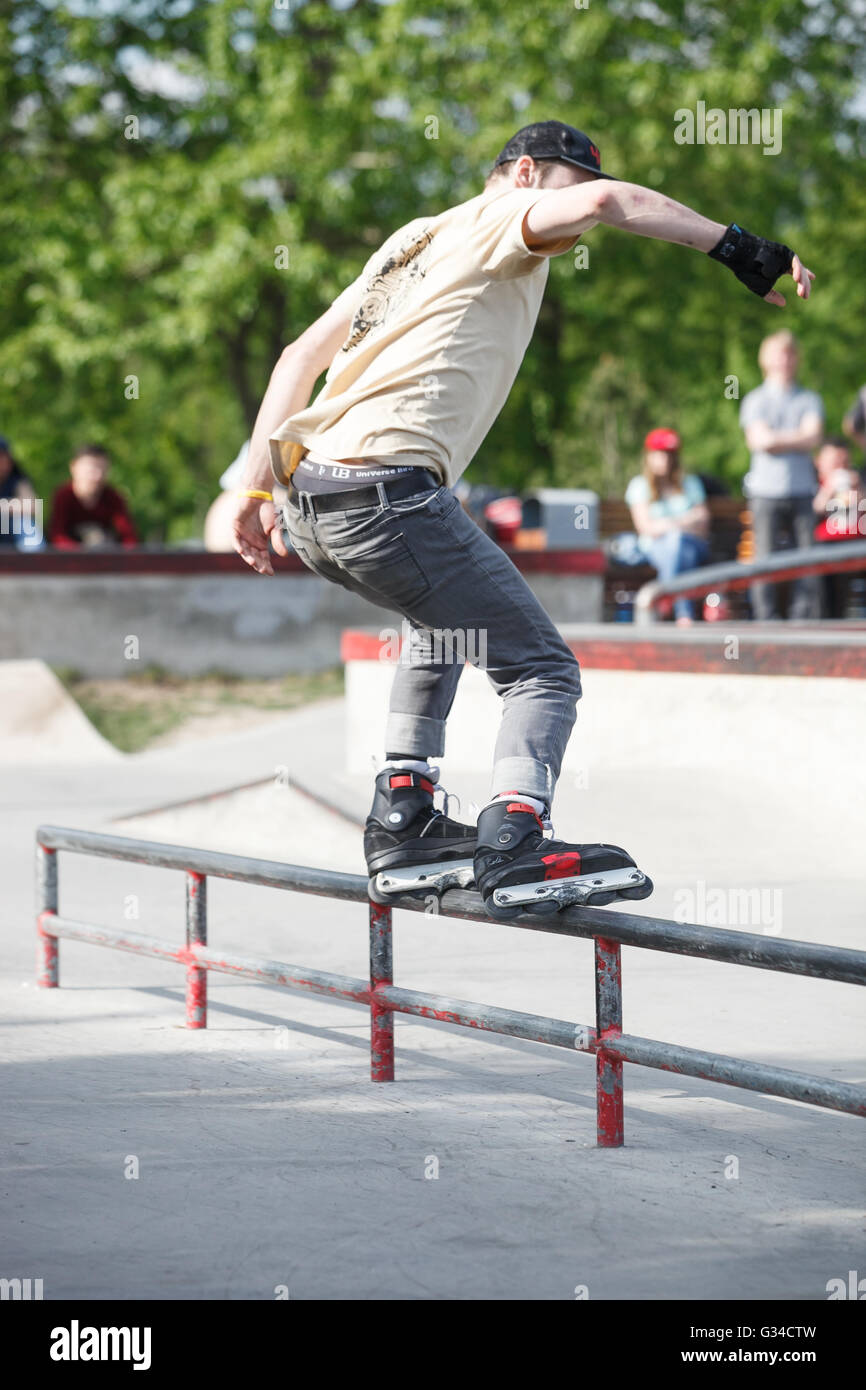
left=35, top=824, right=866, bottom=1147
left=634, top=538, right=866, bottom=624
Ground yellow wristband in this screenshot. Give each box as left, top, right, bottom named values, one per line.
left=236, top=488, right=273, bottom=501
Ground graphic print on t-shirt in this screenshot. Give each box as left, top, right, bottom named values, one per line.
left=342, top=227, right=434, bottom=354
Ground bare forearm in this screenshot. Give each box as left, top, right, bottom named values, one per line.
left=596, top=181, right=726, bottom=252
left=765, top=426, right=823, bottom=453
left=240, top=347, right=321, bottom=491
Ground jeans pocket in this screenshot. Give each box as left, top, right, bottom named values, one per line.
left=313, top=503, right=388, bottom=545
left=385, top=486, right=443, bottom=517
left=330, top=521, right=432, bottom=608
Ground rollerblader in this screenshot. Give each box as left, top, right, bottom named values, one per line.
left=230, top=120, right=814, bottom=918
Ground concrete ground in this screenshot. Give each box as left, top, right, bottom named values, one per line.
left=1, top=689, right=864, bottom=1301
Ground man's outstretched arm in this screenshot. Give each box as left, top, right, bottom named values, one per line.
left=524, top=179, right=814, bottom=306
left=230, top=281, right=359, bottom=575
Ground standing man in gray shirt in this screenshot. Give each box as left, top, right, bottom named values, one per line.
left=739, top=330, right=824, bottom=620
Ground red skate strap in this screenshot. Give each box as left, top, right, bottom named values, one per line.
left=390, top=774, right=434, bottom=794
left=541, top=851, right=582, bottom=881
left=505, top=802, right=545, bottom=830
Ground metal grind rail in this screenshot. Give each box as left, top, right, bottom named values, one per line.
left=634, top=538, right=866, bottom=623
left=35, top=825, right=866, bottom=1147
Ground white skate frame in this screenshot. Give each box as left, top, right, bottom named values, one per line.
left=373, top=859, right=476, bottom=898
left=492, top=866, right=648, bottom=910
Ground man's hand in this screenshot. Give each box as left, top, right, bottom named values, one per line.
left=764, top=253, right=815, bottom=307
left=707, top=223, right=815, bottom=305
left=230, top=495, right=289, bottom=576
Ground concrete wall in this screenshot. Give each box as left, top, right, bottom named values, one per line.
left=346, top=657, right=866, bottom=834
left=0, top=571, right=602, bottom=677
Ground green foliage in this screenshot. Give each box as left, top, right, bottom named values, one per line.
left=63, top=666, right=346, bottom=752
left=2, top=0, right=865, bottom=535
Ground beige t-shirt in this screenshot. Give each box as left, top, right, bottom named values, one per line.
left=269, top=186, right=576, bottom=488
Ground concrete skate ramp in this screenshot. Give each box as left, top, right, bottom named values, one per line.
left=0, top=660, right=119, bottom=765
left=114, top=778, right=366, bottom=870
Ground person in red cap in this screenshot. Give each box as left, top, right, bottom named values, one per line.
left=625, top=428, right=711, bottom=623
left=227, top=118, right=814, bottom=920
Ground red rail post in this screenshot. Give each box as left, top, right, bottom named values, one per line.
left=369, top=897, right=394, bottom=1082
left=595, top=936, right=624, bottom=1147
left=185, top=871, right=207, bottom=1028
left=36, top=843, right=59, bottom=988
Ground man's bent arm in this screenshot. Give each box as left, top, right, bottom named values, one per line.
left=525, top=180, right=814, bottom=304
left=238, top=281, right=360, bottom=494
left=746, top=413, right=824, bottom=455
left=230, top=281, right=359, bottom=575
left=593, top=180, right=727, bottom=251
left=525, top=180, right=724, bottom=254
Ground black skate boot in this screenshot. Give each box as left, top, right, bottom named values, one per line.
left=366, top=765, right=477, bottom=905
left=474, top=797, right=653, bottom=920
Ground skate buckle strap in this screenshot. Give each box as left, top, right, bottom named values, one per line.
left=505, top=801, right=545, bottom=830
left=390, top=773, right=435, bottom=794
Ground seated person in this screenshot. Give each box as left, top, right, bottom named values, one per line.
left=49, top=445, right=138, bottom=549
left=625, top=427, right=711, bottom=625
left=0, top=435, right=38, bottom=548
left=812, top=436, right=864, bottom=541
left=812, top=437, right=864, bottom=617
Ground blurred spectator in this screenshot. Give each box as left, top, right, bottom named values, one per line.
left=739, top=331, right=823, bottom=620
left=49, top=445, right=138, bottom=549
left=813, top=437, right=865, bottom=617
left=0, top=435, right=38, bottom=548
left=625, top=427, right=710, bottom=625
left=813, top=437, right=865, bottom=542
left=842, top=383, right=866, bottom=461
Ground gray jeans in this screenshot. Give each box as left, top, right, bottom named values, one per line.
left=283, top=481, right=581, bottom=805
left=750, top=496, right=820, bottom=620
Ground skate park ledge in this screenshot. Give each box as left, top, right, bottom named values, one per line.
left=341, top=624, right=866, bottom=804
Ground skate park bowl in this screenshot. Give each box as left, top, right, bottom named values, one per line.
left=0, top=660, right=119, bottom=765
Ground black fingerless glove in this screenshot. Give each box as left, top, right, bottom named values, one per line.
left=708, top=223, right=794, bottom=298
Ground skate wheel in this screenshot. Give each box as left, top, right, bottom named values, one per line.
left=367, top=876, right=392, bottom=905
left=484, top=900, right=522, bottom=921
left=587, top=890, right=617, bottom=907
left=523, top=899, right=561, bottom=917
left=620, top=875, right=654, bottom=902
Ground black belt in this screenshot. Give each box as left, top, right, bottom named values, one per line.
left=288, top=468, right=438, bottom=515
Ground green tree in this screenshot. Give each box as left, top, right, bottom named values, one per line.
left=1, top=0, right=864, bottom=537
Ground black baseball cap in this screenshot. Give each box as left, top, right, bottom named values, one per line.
left=493, top=119, right=616, bottom=179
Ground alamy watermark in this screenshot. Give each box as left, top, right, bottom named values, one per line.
left=380, top=618, right=488, bottom=667
left=674, top=103, right=782, bottom=156
left=0, top=497, right=43, bottom=544
left=825, top=495, right=866, bottom=536
left=1, top=1276, right=44, bottom=1300
left=674, top=880, right=783, bottom=934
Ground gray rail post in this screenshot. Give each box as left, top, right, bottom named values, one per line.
left=369, top=898, right=394, bottom=1081
left=185, top=871, right=207, bottom=1028
left=36, top=842, right=59, bottom=988
left=595, top=936, right=624, bottom=1146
